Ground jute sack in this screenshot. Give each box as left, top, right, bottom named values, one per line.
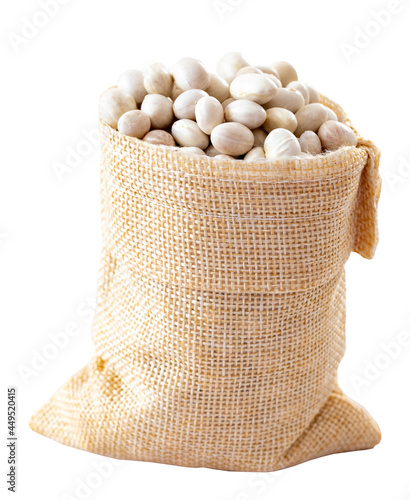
left=30, top=95, right=382, bottom=471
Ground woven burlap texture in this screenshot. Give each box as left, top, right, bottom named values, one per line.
left=30, top=96, right=382, bottom=472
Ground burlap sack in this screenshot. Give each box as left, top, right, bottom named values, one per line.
left=30, top=96, right=382, bottom=471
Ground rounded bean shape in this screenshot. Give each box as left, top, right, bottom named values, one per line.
left=298, top=131, right=322, bottom=155
left=211, top=122, right=254, bottom=156
left=118, top=110, right=151, bottom=139
left=230, top=74, right=277, bottom=104
left=225, top=99, right=267, bottom=129
left=244, top=147, right=266, bottom=160
left=172, top=58, right=210, bottom=91
left=99, top=88, right=137, bottom=129
left=270, top=61, right=298, bottom=86
left=318, top=120, right=357, bottom=150
left=252, top=127, right=268, bottom=147
left=144, top=63, right=173, bottom=97
left=263, top=107, right=297, bottom=134
left=172, top=119, right=209, bottom=149
left=117, top=70, right=147, bottom=104
left=141, top=94, right=174, bottom=129
left=180, top=146, right=206, bottom=156
left=306, top=84, right=320, bottom=103
left=195, top=96, right=224, bottom=134
left=216, top=52, right=249, bottom=84
left=173, top=89, right=208, bottom=120
left=143, top=130, right=176, bottom=147
left=264, top=128, right=302, bottom=159
left=294, top=103, right=329, bottom=137
left=205, top=73, right=230, bottom=102
left=286, top=81, right=309, bottom=105
left=263, top=88, right=304, bottom=113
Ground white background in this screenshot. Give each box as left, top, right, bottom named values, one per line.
left=2, top=0, right=410, bottom=498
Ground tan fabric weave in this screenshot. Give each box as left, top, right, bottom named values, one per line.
left=30, top=96, right=382, bottom=471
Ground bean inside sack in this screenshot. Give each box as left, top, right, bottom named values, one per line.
left=99, top=52, right=357, bottom=160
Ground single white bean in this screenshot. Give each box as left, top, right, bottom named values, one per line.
left=141, top=94, right=174, bottom=129
left=286, top=81, right=309, bottom=105
left=211, top=122, right=254, bottom=156
left=298, top=131, right=322, bottom=155
left=264, top=128, right=302, bottom=159
left=270, top=61, right=298, bottom=86
left=118, top=110, right=151, bottom=139
left=294, top=103, right=328, bottom=137
left=205, top=73, right=230, bottom=102
left=195, top=96, right=224, bottom=134
left=318, top=120, right=357, bottom=150
left=263, top=107, right=297, bottom=134
left=143, top=130, right=176, bottom=147
left=214, top=154, right=235, bottom=160
left=117, top=70, right=147, bottom=104
left=173, top=89, right=208, bottom=120
left=244, top=147, right=266, bottom=160
left=172, top=58, right=210, bottom=91
left=216, top=52, right=249, bottom=84
left=99, top=88, right=137, bottom=129
left=230, top=73, right=277, bottom=105
left=172, top=119, right=209, bottom=149
left=144, top=63, right=173, bottom=97
left=264, top=88, right=304, bottom=113
left=224, top=99, right=267, bottom=129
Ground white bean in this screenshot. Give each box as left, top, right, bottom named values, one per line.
left=143, top=130, right=176, bottom=147
left=298, top=131, right=322, bottom=155
left=118, top=110, right=151, bottom=139
left=216, top=52, right=249, bottom=84
left=264, top=128, right=302, bottom=159
left=195, top=96, right=224, bottom=134
left=211, top=122, right=254, bottom=156
left=294, top=103, right=328, bottom=137
left=141, top=94, right=174, bottom=129
left=117, top=70, right=147, bottom=104
left=144, top=63, right=173, bottom=97
left=224, top=99, right=267, bottom=129
left=173, top=89, right=208, bottom=120
left=230, top=74, right=277, bottom=105
left=263, top=88, right=304, bottom=113
left=270, top=61, right=298, bottom=86
left=99, top=88, right=137, bottom=129
left=244, top=147, right=266, bottom=160
left=205, top=73, right=230, bottom=102
left=172, top=119, right=209, bottom=149
left=172, top=58, right=210, bottom=91
left=318, top=120, right=357, bottom=150
left=264, top=108, right=297, bottom=134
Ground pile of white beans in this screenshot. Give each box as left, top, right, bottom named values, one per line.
left=99, top=52, right=357, bottom=160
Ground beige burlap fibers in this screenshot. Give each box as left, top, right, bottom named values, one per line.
left=30, top=96, right=382, bottom=471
